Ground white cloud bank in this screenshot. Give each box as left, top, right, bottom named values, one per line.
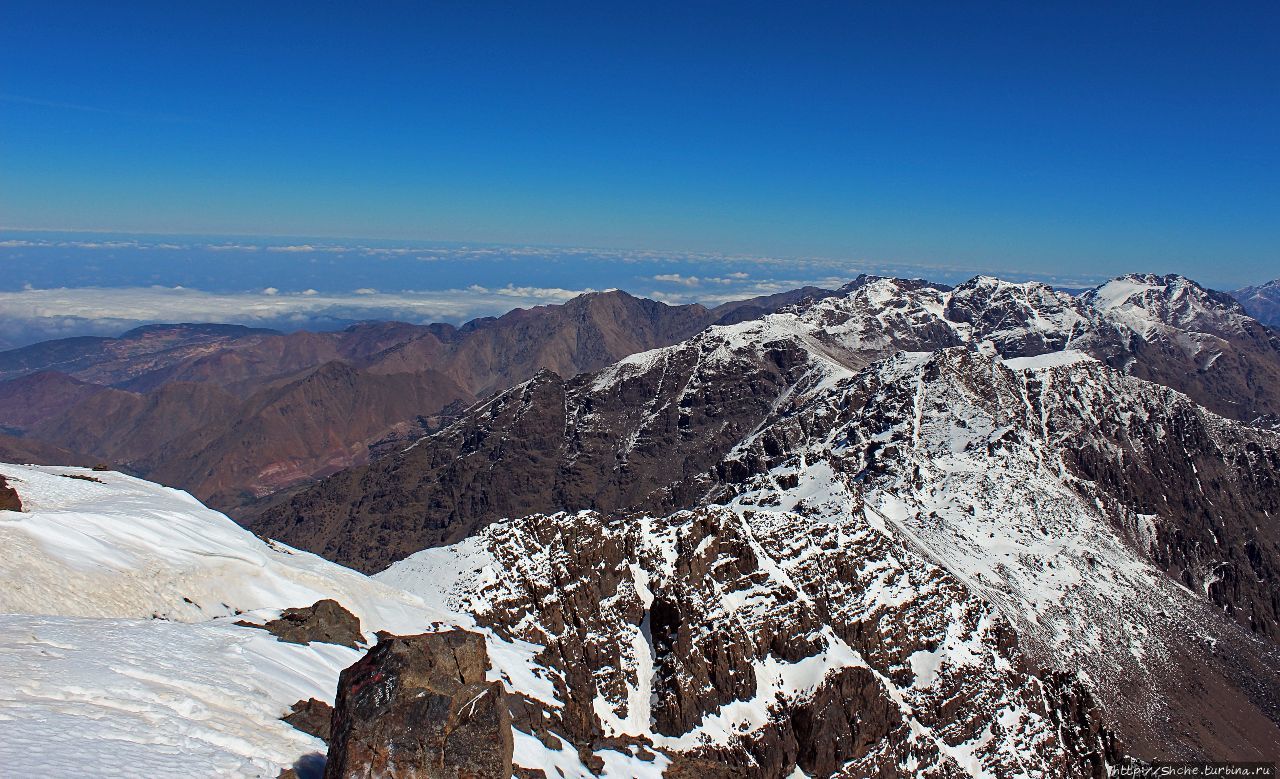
left=0, top=285, right=594, bottom=347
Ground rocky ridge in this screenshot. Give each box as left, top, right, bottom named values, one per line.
left=380, top=345, right=1280, bottom=773
left=255, top=273, right=1280, bottom=571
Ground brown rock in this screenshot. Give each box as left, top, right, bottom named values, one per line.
left=283, top=697, right=334, bottom=742
left=663, top=755, right=750, bottom=778
left=0, top=474, right=21, bottom=512
left=324, top=630, right=513, bottom=779
left=253, top=599, right=363, bottom=649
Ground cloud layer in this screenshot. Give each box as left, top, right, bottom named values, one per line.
left=0, top=232, right=1115, bottom=349
left=0, top=284, right=594, bottom=348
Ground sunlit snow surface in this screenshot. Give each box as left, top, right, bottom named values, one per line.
left=0, top=464, right=614, bottom=778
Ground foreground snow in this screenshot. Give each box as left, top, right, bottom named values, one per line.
left=0, top=464, right=631, bottom=778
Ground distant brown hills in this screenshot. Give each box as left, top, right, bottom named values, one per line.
left=0, top=287, right=829, bottom=511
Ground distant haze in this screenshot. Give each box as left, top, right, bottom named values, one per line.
left=0, top=230, right=1136, bottom=348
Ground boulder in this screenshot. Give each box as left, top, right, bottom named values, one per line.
left=0, top=474, right=21, bottom=512
left=246, top=599, right=363, bottom=649
left=283, top=697, right=334, bottom=742
left=324, top=630, right=513, bottom=779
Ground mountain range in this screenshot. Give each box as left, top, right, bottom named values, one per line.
left=2, top=271, right=1279, bottom=776
left=0, top=288, right=823, bottom=511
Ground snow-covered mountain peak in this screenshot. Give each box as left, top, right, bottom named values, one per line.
left=1082, top=273, right=1252, bottom=337
left=1234, top=278, right=1280, bottom=329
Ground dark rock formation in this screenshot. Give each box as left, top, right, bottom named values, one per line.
left=1041, top=671, right=1125, bottom=779
left=324, top=630, right=513, bottom=779
left=245, top=599, right=363, bottom=649
left=278, top=753, right=327, bottom=779
left=0, top=474, right=21, bottom=511
left=283, top=698, right=334, bottom=742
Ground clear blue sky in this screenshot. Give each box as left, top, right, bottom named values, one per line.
left=1, top=1, right=1277, bottom=283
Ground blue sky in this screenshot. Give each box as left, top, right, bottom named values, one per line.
left=0, top=2, right=1277, bottom=344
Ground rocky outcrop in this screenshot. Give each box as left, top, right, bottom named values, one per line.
left=245, top=599, right=363, bottom=649
left=324, top=630, right=512, bottom=779
left=383, top=501, right=1106, bottom=776
left=0, top=474, right=21, bottom=511
left=283, top=698, right=334, bottom=742
left=1040, top=671, right=1124, bottom=779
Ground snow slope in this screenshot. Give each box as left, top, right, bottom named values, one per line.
left=0, top=464, right=630, bottom=778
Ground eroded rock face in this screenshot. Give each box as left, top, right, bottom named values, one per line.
left=324, top=630, right=513, bottom=779
left=249, top=599, right=363, bottom=649
left=0, top=474, right=20, bottom=512
left=387, top=505, right=1086, bottom=776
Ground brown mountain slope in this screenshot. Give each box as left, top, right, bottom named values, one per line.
left=142, top=361, right=473, bottom=508
left=27, top=381, right=241, bottom=465
left=360, top=290, right=717, bottom=393
left=120, top=323, right=436, bottom=393
left=0, top=432, right=96, bottom=467
left=0, top=371, right=118, bottom=433
left=0, top=289, right=827, bottom=509
left=0, top=323, right=281, bottom=385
